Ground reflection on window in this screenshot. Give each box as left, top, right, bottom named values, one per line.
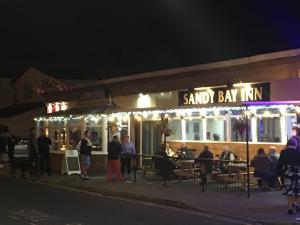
left=167, top=119, right=182, bottom=140
left=142, top=121, right=161, bottom=155
left=257, top=117, right=281, bottom=142
left=231, top=118, right=252, bottom=142
left=186, top=119, right=203, bottom=141
left=86, top=120, right=103, bottom=151
left=207, top=119, right=226, bottom=141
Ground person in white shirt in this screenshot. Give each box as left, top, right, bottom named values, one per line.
left=121, top=135, right=136, bottom=178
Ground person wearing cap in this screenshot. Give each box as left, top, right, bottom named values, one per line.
left=120, top=134, right=136, bottom=179
left=277, top=138, right=300, bottom=215
left=107, top=135, right=123, bottom=182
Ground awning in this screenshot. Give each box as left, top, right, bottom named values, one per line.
left=41, top=103, right=119, bottom=117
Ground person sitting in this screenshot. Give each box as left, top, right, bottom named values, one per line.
left=251, top=148, right=276, bottom=189
left=267, top=146, right=279, bottom=179
left=219, top=145, right=235, bottom=173
left=154, top=144, right=176, bottom=178
left=195, top=145, right=213, bottom=185
left=178, top=143, right=194, bottom=159
left=165, top=143, right=176, bottom=157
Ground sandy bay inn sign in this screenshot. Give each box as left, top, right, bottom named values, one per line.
left=179, top=83, right=270, bottom=106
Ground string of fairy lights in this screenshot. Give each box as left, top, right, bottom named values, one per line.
left=34, top=104, right=300, bottom=123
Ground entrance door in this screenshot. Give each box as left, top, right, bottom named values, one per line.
left=141, top=121, right=161, bottom=155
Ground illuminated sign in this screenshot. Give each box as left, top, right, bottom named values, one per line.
left=178, top=83, right=270, bottom=106
left=47, top=102, right=68, bottom=114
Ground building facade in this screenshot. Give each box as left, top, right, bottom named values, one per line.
left=38, top=48, right=300, bottom=173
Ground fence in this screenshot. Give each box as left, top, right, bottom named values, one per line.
left=133, top=154, right=251, bottom=195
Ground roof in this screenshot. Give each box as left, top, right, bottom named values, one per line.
left=42, top=48, right=300, bottom=102
left=73, top=48, right=300, bottom=89
left=0, top=102, right=45, bottom=118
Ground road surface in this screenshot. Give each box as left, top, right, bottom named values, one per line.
left=0, top=177, right=257, bottom=225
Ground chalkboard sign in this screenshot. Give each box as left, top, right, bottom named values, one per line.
left=61, top=150, right=81, bottom=175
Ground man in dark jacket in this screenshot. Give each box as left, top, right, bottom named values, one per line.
left=28, top=127, right=39, bottom=180
left=107, top=135, right=123, bottom=182
left=37, top=128, right=52, bottom=176
left=251, top=148, right=276, bottom=189
left=196, top=145, right=214, bottom=185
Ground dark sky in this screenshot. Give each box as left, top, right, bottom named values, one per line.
left=1, top=0, right=300, bottom=80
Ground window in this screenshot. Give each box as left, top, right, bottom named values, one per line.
left=257, top=117, right=281, bottom=142
left=142, top=121, right=161, bottom=155
left=186, top=119, right=203, bottom=141
left=86, top=120, right=103, bottom=151
left=23, top=84, right=33, bottom=100
left=231, top=117, right=252, bottom=142
left=167, top=119, right=182, bottom=140
left=207, top=118, right=226, bottom=141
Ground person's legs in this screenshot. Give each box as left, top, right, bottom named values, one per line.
left=106, top=160, right=113, bottom=181
left=40, top=155, right=45, bottom=175
left=45, top=154, right=51, bottom=176
left=126, top=157, right=131, bottom=176
left=112, top=160, right=123, bottom=182
left=288, top=196, right=294, bottom=214
left=120, top=157, right=126, bottom=177
left=80, top=155, right=87, bottom=177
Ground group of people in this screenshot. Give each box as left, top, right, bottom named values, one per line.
left=0, top=127, right=52, bottom=181
left=250, top=146, right=279, bottom=190
left=27, top=127, right=52, bottom=180
left=77, top=131, right=136, bottom=182
left=106, top=134, right=136, bottom=182
left=250, top=126, right=300, bottom=215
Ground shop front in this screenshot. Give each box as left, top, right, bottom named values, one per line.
left=35, top=80, right=300, bottom=173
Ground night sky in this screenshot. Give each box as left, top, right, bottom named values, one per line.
left=1, top=0, right=300, bottom=80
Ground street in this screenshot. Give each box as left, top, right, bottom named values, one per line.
left=0, top=177, right=256, bottom=225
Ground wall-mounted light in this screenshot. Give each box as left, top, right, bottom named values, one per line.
left=137, top=94, right=151, bottom=108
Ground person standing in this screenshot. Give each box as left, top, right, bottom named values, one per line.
left=277, top=138, right=300, bottom=215
left=291, top=126, right=300, bottom=150
left=7, top=130, right=17, bottom=178
left=79, top=130, right=92, bottom=180
left=28, top=127, right=39, bottom=181
left=121, top=135, right=136, bottom=179
left=37, top=128, right=52, bottom=176
left=107, top=135, right=123, bottom=182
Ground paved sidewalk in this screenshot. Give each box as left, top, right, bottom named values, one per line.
left=0, top=168, right=298, bottom=225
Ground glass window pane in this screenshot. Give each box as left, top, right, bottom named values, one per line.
left=231, top=117, right=252, bottom=142
left=186, top=119, right=203, bottom=141
left=142, top=121, right=161, bottom=155
left=207, top=119, right=226, bottom=141
left=167, top=119, right=182, bottom=140
left=257, top=117, right=281, bottom=142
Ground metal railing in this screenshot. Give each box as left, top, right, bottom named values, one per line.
left=133, top=154, right=249, bottom=194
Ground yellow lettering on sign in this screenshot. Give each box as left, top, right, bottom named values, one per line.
left=203, top=92, right=210, bottom=104
left=218, top=91, right=224, bottom=103
left=254, top=87, right=263, bottom=100
left=230, top=89, right=238, bottom=102
left=189, top=94, right=195, bottom=104
left=224, top=90, right=232, bottom=102
left=195, top=92, right=202, bottom=104
left=183, top=94, right=189, bottom=105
